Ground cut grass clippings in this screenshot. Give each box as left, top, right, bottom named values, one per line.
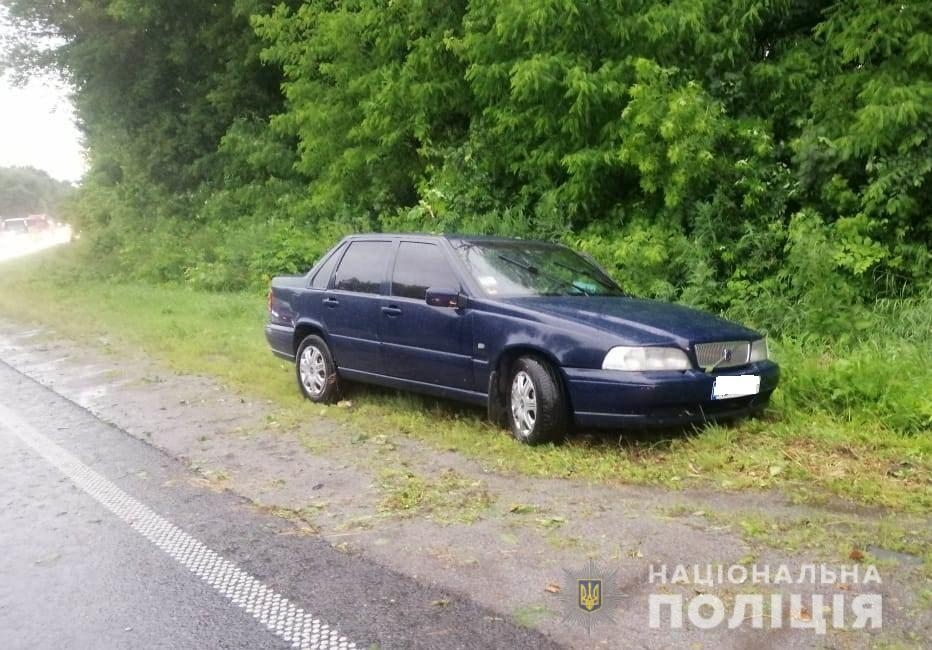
left=0, top=247, right=929, bottom=513
left=378, top=468, right=494, bottom=523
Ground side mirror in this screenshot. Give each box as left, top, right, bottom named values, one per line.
left=425, top=287, right=466, bottom=309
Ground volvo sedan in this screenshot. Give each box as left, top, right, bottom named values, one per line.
left=266, top=234, right=779, bottom=444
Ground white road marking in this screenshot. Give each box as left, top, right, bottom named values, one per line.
left=0, top=404, right=358, bottom=650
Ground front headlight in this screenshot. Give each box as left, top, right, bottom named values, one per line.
left=602, top=346, right=692, bottom=371
left=749, top=338, right=769, bottom=363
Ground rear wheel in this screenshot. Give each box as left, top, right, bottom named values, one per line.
left=295, top=335, right=341, bottom=404
left=507, top=357, right=568, bottom=445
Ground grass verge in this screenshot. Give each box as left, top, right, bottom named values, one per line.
left=0, top=247, right=929, bottom=512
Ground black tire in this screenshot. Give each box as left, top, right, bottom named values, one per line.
left=506, top=356, right=568, bottom=445
left=295, top=335, right=341, bottom=404
left=486, top=371, right=510, bottom=428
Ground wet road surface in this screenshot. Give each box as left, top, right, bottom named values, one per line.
left=0, top=361, right=560, bottom=649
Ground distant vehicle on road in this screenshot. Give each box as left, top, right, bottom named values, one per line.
left=25, top=214, right=51, bottom=231
left=266, top=234, right=779, bottom=444
left=1, top=218, right=29, bottom=236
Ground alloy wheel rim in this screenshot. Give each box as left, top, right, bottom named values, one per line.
left=299, top=345, right=327, bottom=397
left=510, top=370, right=537, bottom=437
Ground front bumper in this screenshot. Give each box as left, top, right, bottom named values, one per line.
left=564, top=360, right=780, bottom=428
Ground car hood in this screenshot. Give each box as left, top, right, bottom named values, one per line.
left=500, top=296, right=759, bottom=345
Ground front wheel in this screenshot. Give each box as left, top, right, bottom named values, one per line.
left=507, top=357, right=568, bottom=445
left=295, top=335, right=341, bottom=403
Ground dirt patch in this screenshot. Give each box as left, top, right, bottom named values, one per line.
left=1, top=320, right=928, bottom=649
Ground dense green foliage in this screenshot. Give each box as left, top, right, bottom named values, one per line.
left=2, top=1, right=930, bottom=433
left=5, top=1, right=929, bottom=296
left=0, top=166, right=74, bottom=218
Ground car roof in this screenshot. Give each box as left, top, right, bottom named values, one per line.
left=344, top=232, right=441, bottom=241
left=342, top=233, right=561, bottom=247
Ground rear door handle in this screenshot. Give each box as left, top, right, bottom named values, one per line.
left=323, top=297, right=340, bottom=308
left=381, top=305, right=402, bottom=318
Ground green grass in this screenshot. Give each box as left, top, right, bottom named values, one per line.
left=701, top=510, right=932, bottom=578
left=511, top=604, right=554, bottom=628
left=1, top=247, right=930, bottom=512
left=377, top=468, right=494, bottom=523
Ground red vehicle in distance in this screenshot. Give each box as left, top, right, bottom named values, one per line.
left=25, top=214, right=52, bottom=231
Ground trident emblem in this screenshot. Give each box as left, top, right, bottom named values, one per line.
left=578, top=579, right=602, bottom=612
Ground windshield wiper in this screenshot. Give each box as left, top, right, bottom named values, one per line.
left=497, top=255, right=590, bottom=296
left=551, top=260, right=623, bottom=295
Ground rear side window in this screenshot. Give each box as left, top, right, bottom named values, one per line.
left=310, top=245, right=343, bottom=289
left=333, top=241, right=392, bottom=294
left=391, top=242, right=459, bottom=300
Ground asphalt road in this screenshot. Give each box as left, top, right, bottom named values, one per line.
left=0, top=361, right=561, bottom=649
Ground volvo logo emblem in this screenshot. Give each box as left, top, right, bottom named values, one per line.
left=707, top=347, right=733, bottom=373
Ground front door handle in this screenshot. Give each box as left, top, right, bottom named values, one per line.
left=323, top=297, right=340, bottom=308
left=381, top=305, right=402, bottom=318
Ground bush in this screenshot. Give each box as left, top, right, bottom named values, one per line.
left=776, top=291, right=932, bottom=434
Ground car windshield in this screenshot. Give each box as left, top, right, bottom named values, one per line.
left=454, top=240, right=624, bottom=297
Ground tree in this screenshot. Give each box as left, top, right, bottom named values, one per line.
left=2, top=0, right=929, bottom=317
left=0, top=166, right=74, bottom=218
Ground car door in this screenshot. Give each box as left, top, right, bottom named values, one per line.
left=321, top=239, right=393, bottom=374
left=380, top=240, right=475, bottom=389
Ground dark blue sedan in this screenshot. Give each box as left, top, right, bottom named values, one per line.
left=265, top=234, right=779, bottom=444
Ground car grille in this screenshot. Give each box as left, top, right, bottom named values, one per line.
left=694, top=340, right=751, bottom=371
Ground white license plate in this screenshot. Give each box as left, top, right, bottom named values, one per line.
left=711, top=375, right=761, bottom=400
